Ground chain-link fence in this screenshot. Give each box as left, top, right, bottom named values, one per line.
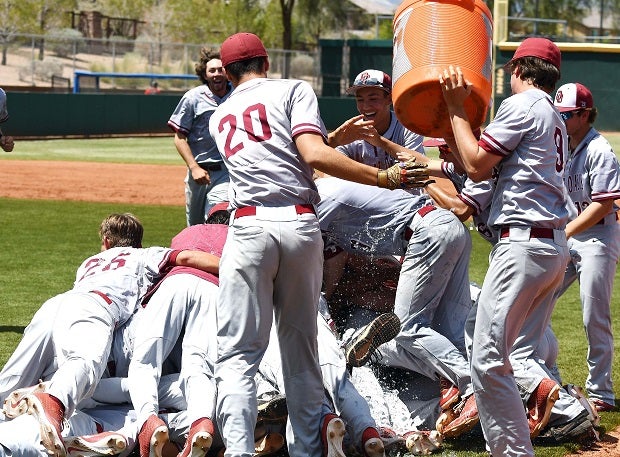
left=1, top=33, right=321, bottom=93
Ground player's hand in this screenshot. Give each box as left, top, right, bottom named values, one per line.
left=377, top=159, right=434, bottom=190
left=0, top=135, right=14, bottom=152
left=329, top=114, right=375, bottom=146
left=190, top=166, right=211, bottom=185
left=439, top=65, right=473, bottom=109
left=396, top=149, right=415, bottom=162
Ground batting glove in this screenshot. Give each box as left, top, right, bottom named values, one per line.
left=377, top=158, right=434, bottom=190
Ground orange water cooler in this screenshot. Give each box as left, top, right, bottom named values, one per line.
left=392, top=0, right=493, bottom=137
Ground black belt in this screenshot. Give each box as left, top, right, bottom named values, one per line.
left=198, top=162, right=223, bottom=172
left=404, top=205, right=437, bottom=241
left=500, top=227, right=554, bottom=239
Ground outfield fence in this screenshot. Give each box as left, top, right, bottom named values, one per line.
left=2, top=33, right=320, bottom=93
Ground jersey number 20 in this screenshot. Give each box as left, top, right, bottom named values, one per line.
left=218, top=103, right=273, bottom=158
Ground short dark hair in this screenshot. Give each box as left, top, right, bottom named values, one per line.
left=224, top=57, right=267, bottom=81
left=195, top=48, right=221, bottom=84
left=99, top=213, right=143, bottom=248
left=206, top=210, right=230, bottom=225
left=506, top=56, right=561, bottom=93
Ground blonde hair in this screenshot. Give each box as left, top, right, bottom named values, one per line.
left=99, top=213, right=143, bottom=248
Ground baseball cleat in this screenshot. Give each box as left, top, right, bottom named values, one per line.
left=138, top=414, right=169, bottom=457
left=403, top=430, right=443, bottom=455
left=436, top=393, right=478, bottom=438
left=377, top=426, right=405, bottom=451
left=320, top=413, right=346, bottom=457
left=254, top=433, right=285, bottom=456
left=25, top=392, right=66, bottom=457
left=361, top=427, right=385, bottom=457
left=345, top=313, right=401, bottom=367
left=527, top=378, right=560, bottom=438
left=177, top=417, right=214, bottom=457
left=3, top=380, right=48, bottom=419
left=438, top=377, right=460, bottom=411
left=64, top=431, right=127, bottom=457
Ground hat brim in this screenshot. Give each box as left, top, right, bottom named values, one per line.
left=345, top=85, right=391, bottom=95
left=423, top=138, right=447, bottom=147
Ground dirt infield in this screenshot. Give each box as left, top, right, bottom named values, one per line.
left=0, top=160, right=186, bottom=205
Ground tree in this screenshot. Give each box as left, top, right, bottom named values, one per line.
left=508, top=0, right=593, bottom=37
left=279, top=0, right=294, bottom=50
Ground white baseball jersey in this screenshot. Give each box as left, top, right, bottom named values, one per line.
left=556, top=126, right=620, bottom=406
left=563, top=127, right=620, bottom=223
left=168, top=83, right=232, bottom=163
left=336, top=112, right=424, bottom=169
left=316, top=177, right=429, bottom=256
left=209, top=78, right=325, bottom=208
left=73, top=246, right=178, bottom=326
left=480, top=88, right=569, bottom=228
left=209, top=76, right=326, bottom=457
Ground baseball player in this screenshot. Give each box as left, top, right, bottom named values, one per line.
left=439, top=37, right=570, bottom=456
left=419, top=137, right=599, bottom=444
left=552, top=82, right=620, bottom=412
left=208, top=32, right=428, bottom=457
left=168, top=48, right=233, bottom=226
left=0, top=88, right=14, bottom=152
left=316, top=177, right=478, bottom=439
left=328, top=69, right=425, bottom=171
left=256, top=299, right=387, bottom=457
left=7, top=213, right=220, bottom=457
left=128, top=221, right=227, bottom=457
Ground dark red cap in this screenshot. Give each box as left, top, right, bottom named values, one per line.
left=423, top=137, right=447, bottom=147
left=220, top=33, right=268, bottom=67
left=510, top=37, right=561, bottom=70
left=208, top=202, right=230, bottom=218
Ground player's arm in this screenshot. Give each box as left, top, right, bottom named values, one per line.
left=327, top=114, right=374, bottom=147
left=565, top=199, right=615, bottom=239
left=439, top=66, right=501, bottom=181
left=425, top=183, right=474, bottom=222
left=173, top=249, right=220, bottom=273
left=296, top=132, right=429, bottom=189
left=173, top=131, right=210, bottom=185
left=322, top=249, right=349, bottom=301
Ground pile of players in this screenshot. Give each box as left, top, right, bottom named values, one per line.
left=0, top=32, right=618, bottom=457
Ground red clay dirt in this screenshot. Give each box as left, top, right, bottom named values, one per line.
left=0, top=160, right=186, bottom=205
left=0, top=158, right=618, bottom=456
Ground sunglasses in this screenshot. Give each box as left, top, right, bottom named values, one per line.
left=560, top=110, right=584, bottom=121
left=353, top=77, right=391, bottom=90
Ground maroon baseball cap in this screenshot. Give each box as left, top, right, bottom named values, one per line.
left=208, top=202, right=230, bottom=218
left=423, top=137, right=447, bottom=147
left=554, top=83, right=593, bottom=112
left=509, top=37, right=561, bottom=70
left=220, top=32, right=268, bottom=67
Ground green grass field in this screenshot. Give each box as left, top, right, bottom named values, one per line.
left=0, top=136, right=619, bottom=456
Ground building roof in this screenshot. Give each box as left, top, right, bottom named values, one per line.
left=349, top=0, right=400, bottom=15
